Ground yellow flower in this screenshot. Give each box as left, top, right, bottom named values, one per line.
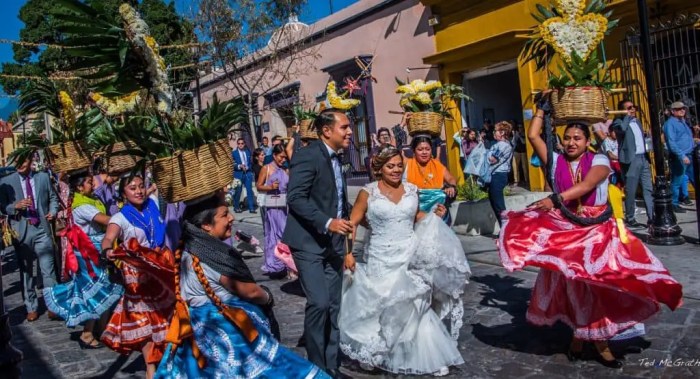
left=58, top=91, right=76, bottom=128
left=399, top=97, right=410, bottom=108
left=119, top=3, right=172, bottom=114
left=326, top=81, right=360, bottom=110
left=409, top=79, right=426, bottom=92
left=422, top=80, right=442, bottom=92
left=396, top=83, right=416, bottom=95
left=90, top=91, right=141, bottom=116
left=411, top=92, right=432, bottom=105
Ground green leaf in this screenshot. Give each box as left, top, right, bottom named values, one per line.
left=119, top=39, right=129, bottom=66
left=395, top=77, right=406, bottom=86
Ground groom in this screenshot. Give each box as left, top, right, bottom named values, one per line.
left=283, top=108, right=353, bottom=378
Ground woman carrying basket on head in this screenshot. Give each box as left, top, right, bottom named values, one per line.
left=403, top=134, right=458, bottom=223
left=100, top=172, right=176, bottom=379
left=497, top=93, right=683, bottom=368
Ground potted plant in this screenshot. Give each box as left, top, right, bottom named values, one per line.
left=395, top=79, right=470, bottom=136
left=520, top=0, right=619, bottom=124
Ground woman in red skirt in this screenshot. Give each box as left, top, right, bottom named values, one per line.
left=100, top=173, right=175, bottom=379
left=498, top=97, right=682, bottom=368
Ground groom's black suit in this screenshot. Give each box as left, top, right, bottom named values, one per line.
left=282, top=140, right=349, bottom=371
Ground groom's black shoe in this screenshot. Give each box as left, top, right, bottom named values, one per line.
left=326, top=369, right=352, bottom=379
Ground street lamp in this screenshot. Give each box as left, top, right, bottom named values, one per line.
left=636, top=0, right=684, bottom=245
left=253, top=113, right=262, bottom=145
left=190, top=46, right=203, bottom=115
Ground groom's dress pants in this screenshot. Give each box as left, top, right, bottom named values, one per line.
left=293, top=234, right=345, bottom=371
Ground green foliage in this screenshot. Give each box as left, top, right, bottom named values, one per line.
left=293, top=105, right=317, bottom=122
left=431, top=84, right=471, bottom=119
left=19, top=80, right=62, bottom=119
left=110, top=95, right=246, bottom=159
left=7, top=131, right=48, bottom=166
left=0, top=0, right=196, bottom=96
left=456, top=177, right=488, bottom=202
left=548, top=51, right=617, bottom=90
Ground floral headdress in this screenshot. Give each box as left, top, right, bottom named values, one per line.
left=520, top=0, right=619, bottom=89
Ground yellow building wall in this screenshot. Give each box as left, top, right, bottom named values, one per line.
left=424, top=0, right=700, bottom=191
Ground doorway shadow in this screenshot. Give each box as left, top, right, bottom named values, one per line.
left=470, top=274, right=571, bottom=356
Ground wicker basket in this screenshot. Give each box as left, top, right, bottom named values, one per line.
left=551, top=87, right=608, bottom=125
left=102, top=141, right=141, bottom=175
left=152, top=139, right=233, bottom=203
left=299, top=119, right=318, bottom=140
left=407, top=112, right=444, bottom=137
left=46, top=141, right=92, bottom=173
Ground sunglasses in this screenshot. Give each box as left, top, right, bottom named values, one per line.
left=626, top=105, right=637, bottom=110
left=672, top=108, right=686, bottom=111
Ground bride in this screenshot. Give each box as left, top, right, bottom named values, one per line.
left=339, top=145, right=470, bottom=376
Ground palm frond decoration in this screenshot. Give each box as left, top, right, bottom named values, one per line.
left=7, top=132, right=48, bottom=166
left=19, top=80, right=62, bottom=120
left=52, top=0, right=174, bottom=113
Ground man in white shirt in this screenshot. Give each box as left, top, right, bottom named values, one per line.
left=611, top=99, right=654, bottom=228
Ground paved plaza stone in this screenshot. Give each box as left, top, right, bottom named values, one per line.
left=2, top=200, right=700, bottom=379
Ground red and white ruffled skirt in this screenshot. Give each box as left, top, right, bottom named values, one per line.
left=498, top=206, right=682, bottom=341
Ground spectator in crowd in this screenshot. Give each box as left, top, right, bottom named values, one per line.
left=487, top=121, right=514, bottom=226
left=511, top=122, right=529, bottom=188
left=612, top=99, right=654, bottom=227
left=256, top=144, right=291, bottom=280
left=431, top=135, right=446, bottom=163
left=663, top=101, right=695, bottom=212
left=252, top=148, right=266, bottom=183
left=481, top=119, right=495, bottom=148
left=92, top=166, right=120, bottom=216
left=232, top=138, right=256, bottom=214
left=0, top=154, right=60, bottom=322
left=264, top=135, right=284, bottom=165
left=453, top=127, right=470, bottom=172
left=367, top=127, right=397, bottom=179
left=260, top=136, right=272, bottom=156
left=601, top=125, right=622, bottom=186
left=591, top=119, right=612, bottom=152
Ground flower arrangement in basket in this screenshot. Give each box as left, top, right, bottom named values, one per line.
left=395, top=79, right=470, bottom=137
left=45, top=0, right=246, bottom=202
left=290, top=81, right=361, bottom=140
left=13, top=79, right=107, bottom=172
left=520, top=0, right=620, bottom=124
left=292, top=105, right=319, bottom=140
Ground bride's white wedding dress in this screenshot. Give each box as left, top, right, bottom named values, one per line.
left=339, top=182, right=470, bottom=375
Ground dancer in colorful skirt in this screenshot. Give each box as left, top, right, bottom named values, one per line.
left=100, top=173, right=175, bottom=379
left=155, top=193, right=329, bottom=379
left=44, top=170, right=124, bottom=349
left=498, top=96, right=683, bottom=368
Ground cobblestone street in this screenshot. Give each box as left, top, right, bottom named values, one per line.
left=2, top=208, right=700, bottom=379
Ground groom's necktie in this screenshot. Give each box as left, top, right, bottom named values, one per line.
left=23, top=175, right=40, bottom=226
left=330, top=152, right=344, bottom=218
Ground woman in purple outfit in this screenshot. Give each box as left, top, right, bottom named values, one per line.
left=256, top=144, right=291, bottom=279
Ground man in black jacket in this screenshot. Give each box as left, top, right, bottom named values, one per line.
left=282, top=108, right=353, bottom=378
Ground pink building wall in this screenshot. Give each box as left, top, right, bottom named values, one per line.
left=197, top=0, right=438, bottom=140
